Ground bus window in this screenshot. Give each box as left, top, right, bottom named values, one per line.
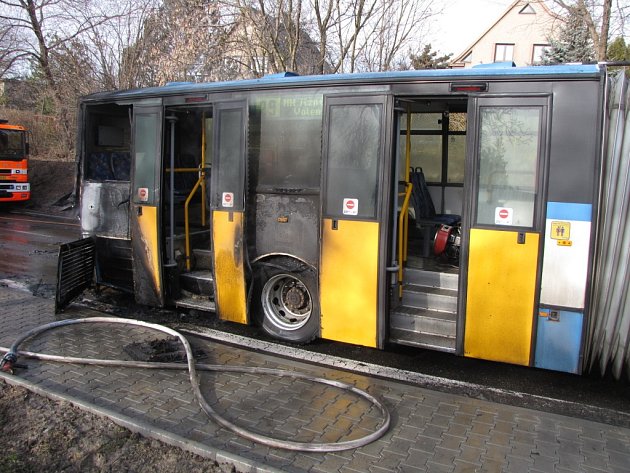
left=213, top=105, right=245, bottom=210
left=133, top=112, right=160, bottom=204
left=325, top=103, right=381, bottom=219
left=250, top=93, right=323, bottom=192
left=399, top=112, right=442, bottom=182
left=476, top=107, right=541, bottom=227
left=447, top=113, right=467, bottom=184
left=398, top=110, right=466, bottom=186
left=85, top=106, right=132, bottom=182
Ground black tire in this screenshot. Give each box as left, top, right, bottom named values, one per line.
left=253, top=258, right=319, bottom=344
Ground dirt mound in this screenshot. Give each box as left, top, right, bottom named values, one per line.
left=25, top=159, right=76, bottom=214
left=0, top=381, right=231, bottom=473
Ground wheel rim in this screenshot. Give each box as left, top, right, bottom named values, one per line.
left=261, top=273, right=313, bottom=331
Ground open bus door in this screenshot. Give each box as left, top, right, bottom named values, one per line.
left=210, top=101, right=248, bottom=324
left=320, top=95, right=394, bottom=348
left=462, top=96, right=550, bottom=366
left=131, top=104, right=164, bottom=307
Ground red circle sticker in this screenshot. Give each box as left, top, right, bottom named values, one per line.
left=499, top=209, right=509, bottom=219
left=225, top=194, right=232, bottom=202
left=346, top=200, right=355, bottom=209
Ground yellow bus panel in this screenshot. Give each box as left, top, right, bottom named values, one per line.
left=464, top=228, right=539, bottom=366
left=137, top=205, right=161, bottom=294
left=320, top=219, right=379, bottom=347
left=212, top=210, right=247, bottom=324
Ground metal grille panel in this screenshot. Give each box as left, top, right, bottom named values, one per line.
left=55, top=237, right=95, bottom=312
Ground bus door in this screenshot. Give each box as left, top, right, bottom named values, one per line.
left=320, top=95, right=394, bottom=348
left=463, top=96, right=550, bottom=366
left=210, top=101, right=248, bottom=324
left=131, top=103, right=164, bottom=306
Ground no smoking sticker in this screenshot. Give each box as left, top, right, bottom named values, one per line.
left=343, top=198, right=358, bottom=216
left=222, top=192, right=234, bottom=208
left=495, top=207, right=513, bottom=225
left=137, top=187, right=149, bottom=202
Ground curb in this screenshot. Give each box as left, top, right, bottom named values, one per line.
left=8, top=208, right=79, bottom=223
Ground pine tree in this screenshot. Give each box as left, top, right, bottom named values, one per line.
left=542, top=9, right=595, bottom=64
left=607, top=37, right=630, bottom=62
left=409, top=45, right=452, bottom=70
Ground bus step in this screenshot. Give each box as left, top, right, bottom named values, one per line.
left=180, top=270, right=214, bottom=295
left=390, top=306, right=456, bottom=338
left=192, top=248, right=213, bottom=270
left=404, top=267, right=458, bottom=290
left=174, top=296, right=216, bottom=313
left=401, top=284, right=458, bottom=313
left=389, top=326, right=456, bottom=353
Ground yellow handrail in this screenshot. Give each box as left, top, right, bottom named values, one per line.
left=182, top=112, right=210, bottom=271
left=398, top=183, right=412, bottom=298
left=394, top=105, right=414, bottom=298
left=184, top=173, right=204, bottom=271
left=166, top=167, right=201, bottom=173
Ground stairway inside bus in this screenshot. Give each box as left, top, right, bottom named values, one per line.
left=174, top=247, right=215, bottom=312
left=389, top=99, right=466, bottom=353
left=162, top=106, right=216, bottom=313
left=390, top=256, right=458, bottom=353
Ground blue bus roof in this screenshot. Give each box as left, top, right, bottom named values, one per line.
left=85, top=64, right=602, bottom=101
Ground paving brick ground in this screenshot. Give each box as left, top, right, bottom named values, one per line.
left=1, top=286, right=630, bottom=473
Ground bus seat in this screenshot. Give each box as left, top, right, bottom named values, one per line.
left=410, top=167, right=460, bottom=256
left=86, top=152, right=131, bottom=182
left=110, top=152, right=131, bottom=181
left=87, top=152, right=114, bottom=181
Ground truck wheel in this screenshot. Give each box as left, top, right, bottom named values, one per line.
left=254, top=260, right=319, bottom=344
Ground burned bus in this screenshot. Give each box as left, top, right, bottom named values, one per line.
left=57, top=63, right=630, bottom=378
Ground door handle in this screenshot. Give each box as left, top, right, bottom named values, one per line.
left=517, top=232, right=525, bottom=244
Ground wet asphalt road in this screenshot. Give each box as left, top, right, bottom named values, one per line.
left=0, top=211, right=81, bottom=297
left=1, top=209, right=629, bottom=427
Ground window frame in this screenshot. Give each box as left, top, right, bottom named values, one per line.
left=532, top=44, right=550, bottom=64
left=494, top=43, right=515, bottom=62
left=468, top=95, right=551, bottom=232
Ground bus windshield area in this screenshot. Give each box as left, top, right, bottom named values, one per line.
left=0, top=129, right=26, bottom=159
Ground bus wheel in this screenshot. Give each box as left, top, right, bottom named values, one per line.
left=254, top=261, right=319, bottom=344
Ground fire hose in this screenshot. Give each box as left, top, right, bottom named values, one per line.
left=0, top=317, right=390, bottom=452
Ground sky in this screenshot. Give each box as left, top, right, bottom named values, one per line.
left=429, top=0, right=515, bottom=56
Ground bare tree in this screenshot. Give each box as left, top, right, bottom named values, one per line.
left=357, top=0, right=437, bottom=72
left=546, top=0, right=629, bottom=61
left=128, top=0, right=230, bottom=86
left=0, top=0, right=144, bottom=154
left=310, top=0, right=437, bottom=74
left=216, top=0, right=308, bottom=78
left=0, top=17, right=27, bottom=77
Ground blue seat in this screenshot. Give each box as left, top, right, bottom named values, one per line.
left=409, top=168, right=460, bottom=256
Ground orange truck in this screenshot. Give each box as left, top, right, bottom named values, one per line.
left=0, top=119, right=30, bottom=202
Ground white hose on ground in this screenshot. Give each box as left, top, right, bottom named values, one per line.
left=0, top=317, right=390, bottom=452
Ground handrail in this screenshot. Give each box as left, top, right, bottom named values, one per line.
left=184, top=170, right=205, bottom=271
left=181, top=111, right=210, bottom=271
left=398, top=183, right=412, bottom=298
left=166, top=167, right=201, bottom=173
left=395, top=104, right=414, bottom=298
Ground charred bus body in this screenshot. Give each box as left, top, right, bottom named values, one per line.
left=61, top=64, right=629, bottom=376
